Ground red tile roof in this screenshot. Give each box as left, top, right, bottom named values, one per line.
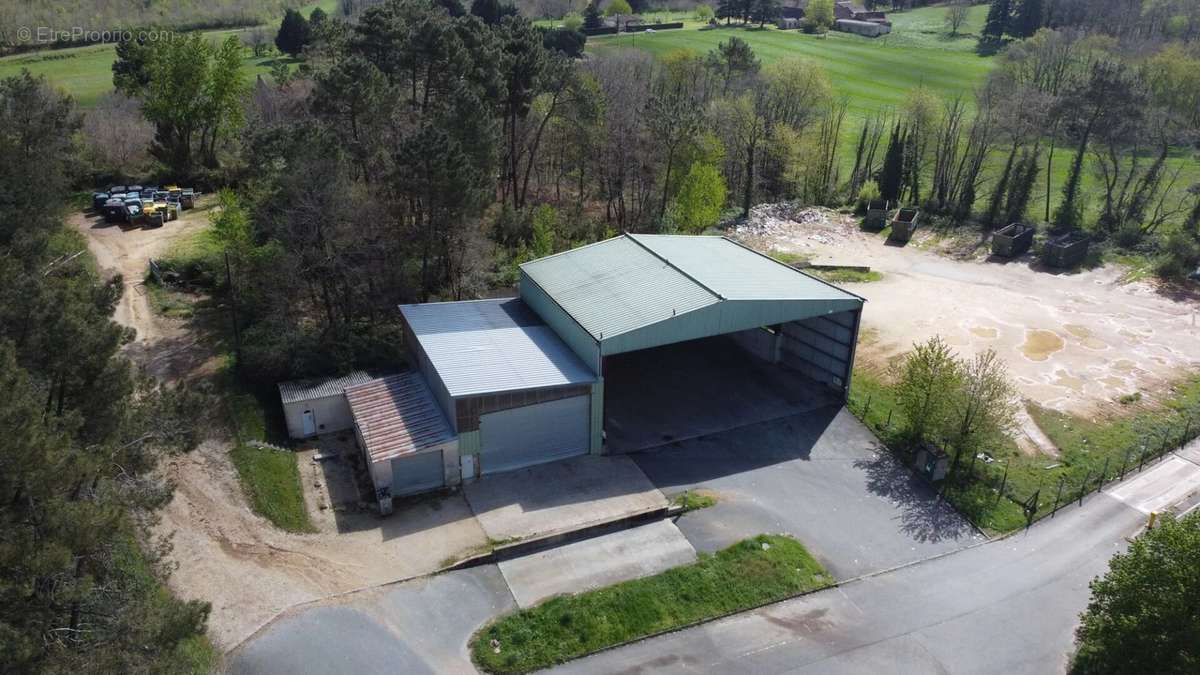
left=346, top=373, right=456, bottom=463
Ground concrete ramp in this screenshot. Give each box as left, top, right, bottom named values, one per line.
left=1109, top=452, right=1200, bottom=515
left=498, top=520, right=696, bottom=608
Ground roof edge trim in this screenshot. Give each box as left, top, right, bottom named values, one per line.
left=719, top=236, right=868, bottom=303
left=625, top=233, right=725, bottom=301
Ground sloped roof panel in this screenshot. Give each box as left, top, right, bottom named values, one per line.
left=519, top=236, right=720, bottom=340
left=628, top=234, right=860, bottom=302
left=278, top=370, right=377, bottom=404
left=400, top=299, right=596, bottom=397
left=345, top=373, right=455, bottom=463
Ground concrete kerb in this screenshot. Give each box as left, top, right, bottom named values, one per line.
left=225, top=501, right=678, bottom=657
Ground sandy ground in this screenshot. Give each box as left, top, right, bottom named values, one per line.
left=75, top=205, right=489, bottom=650
left=736, top=205, right=1200, bottom=422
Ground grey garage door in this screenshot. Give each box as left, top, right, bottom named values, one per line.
left=390, top=450, right=444, bottom=496
left=479, top=395, right=590, bottom=475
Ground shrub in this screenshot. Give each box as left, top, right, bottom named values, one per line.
left=1156, top=230, right=1200, bottom=280
left=695, top=4, right=714, bottom=21
left=856, top=180, right=881, bottom=214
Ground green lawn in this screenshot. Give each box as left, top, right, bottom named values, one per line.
left=591, top=5, right=996, bottom=124
left=471, top=534, right=831, bottom=674
left=0, top=23, right=301, bottom=107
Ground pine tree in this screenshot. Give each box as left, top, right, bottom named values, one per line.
left=981, top=0, right=1011, bottom=42
left=877, top=125, right=905, bottom=203
left=1012, top=0, right=1043, bottom=38
left=716, top=0, right=739, bottom=24
left=583, top=0, right=603, bottom=29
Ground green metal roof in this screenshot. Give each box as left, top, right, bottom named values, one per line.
left=520, top=234, right=863, bottom=346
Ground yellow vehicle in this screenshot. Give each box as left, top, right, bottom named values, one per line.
left=142, top=199, right=178, bottom=226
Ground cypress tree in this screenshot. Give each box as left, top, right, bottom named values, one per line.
left=986, top=145, right=1018, bottom=227
left=878, top=125, right=905, bottom=203
left=1012, top=0, right=1043, bottom=38
left=584, top=1, right=603, bottom=29
left=1003, top=149, right=1041, bottom=226
left=275, top=9, right=311, bottom=56
left=982, top=0, right=1011, bottom=42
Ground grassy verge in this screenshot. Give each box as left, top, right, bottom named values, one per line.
left=229, top=443, right=315, bottom=533
left=671, top=489, right=717, bottom=512
left=146, top=283, right=197, bottom=318
left=849, top=366, right=1200, bottom=533
left=472, top=534, right=831, bottom=674
left=809, top=267, right=883, bottom=283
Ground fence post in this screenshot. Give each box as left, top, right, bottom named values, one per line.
left=886, top=409, right=893, bottom=428
left=1078, top=471, right=1091, bottom=506
left=1184, top=419, right=1192, bottom=447
left=1099, top=456, right=1110, bottom=491
left=864, top=394, right=872, bottom=419
left=1139, top=448, right=1147, bottom=473
left=1120, top=449, right=1130, bottom=480
left=1051, top=476, right=1065, bottom=518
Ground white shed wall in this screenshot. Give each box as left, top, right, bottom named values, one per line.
left=283, top=394, right=355, bottom=439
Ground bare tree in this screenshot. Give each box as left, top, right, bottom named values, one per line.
left=81, top=93, right=154, bottom=181
left=944, top=2, right=970, bottom=36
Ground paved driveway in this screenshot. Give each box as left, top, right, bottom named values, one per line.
left=633, top=407, right=983, bottom=578
left=231, top=566, right=513, bottom=675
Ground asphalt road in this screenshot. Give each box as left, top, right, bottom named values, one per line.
left=554, top=493, right=1144, bottom=675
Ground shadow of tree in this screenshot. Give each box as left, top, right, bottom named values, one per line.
left=853, top=448, right=978, bottom=544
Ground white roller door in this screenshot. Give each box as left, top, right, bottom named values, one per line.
left=479, top=395, right=590, bottom=475
left=390, top=450, right=445, bottom=496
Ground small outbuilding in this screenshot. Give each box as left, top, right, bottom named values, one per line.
left=279, top=371, right=377, bottom=439
left=834, top=18, right=891, bottom=37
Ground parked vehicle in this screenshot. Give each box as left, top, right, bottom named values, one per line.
left=121, top=197, right=144, bottom=224
left=101, top=198, right=126, bottom=223
left=180, top=188, right=195, bottom=209
left=127, top=184, right=144, bottom=195
left=91, top=192, right=110, bottom=211
left=107, top=185, right=127, bottom=195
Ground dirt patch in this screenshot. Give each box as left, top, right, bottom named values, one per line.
left=72, top=205, right=212, bottom=381
left=76, top=206, right=490, bottom=651
left=735, top=204, right=1200, bottom=418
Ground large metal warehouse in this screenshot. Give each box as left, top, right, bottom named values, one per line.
left=285, top=234, right=864, bottom=513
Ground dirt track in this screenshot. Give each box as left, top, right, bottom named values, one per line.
left=76, top=205, right=487, bottom=650
left=737, top=207, right=1200, bottom=420
left=73, top=208, right=210, bottom=380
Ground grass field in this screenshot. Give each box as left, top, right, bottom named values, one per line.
left=471, top=534, right=831, bottom=674
left=591, top=5, right=995, bottom=122
left=0, top=0, right=338, bottom=107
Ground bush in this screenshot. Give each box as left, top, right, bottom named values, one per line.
left=695, top=3, right=714, bottom=20
left=856, top=180, right=881, bottom=214
left=1156, top=230, right=1200, bottom=280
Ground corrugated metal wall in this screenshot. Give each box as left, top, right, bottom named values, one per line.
left=519, top=270, right=601, bottom=372
left=403, top=317, right=457, bottom=431
left=779, top=309, right=860, bottom=398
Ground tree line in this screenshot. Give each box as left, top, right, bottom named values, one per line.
left=88, top=0, right=1200, bottom=387
left=0, top=73, right=214, bottom=674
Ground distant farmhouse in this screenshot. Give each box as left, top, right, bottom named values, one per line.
left=778, top=1, right=892, bottom=36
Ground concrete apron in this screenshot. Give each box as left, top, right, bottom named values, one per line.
left=498, top=519, right=697, bottom=608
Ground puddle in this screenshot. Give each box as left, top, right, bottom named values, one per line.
left=1063, top=323, right=1107, bottom=350
left=970, top=326, right=998, bottom=339
left=1099, top=376, right=1126, bottom=388
left=1063, top=324, right=1091, bottom=339
left=1021, top=329, right=1065, bottom=362
left=1113, top=359, right=1137, bottom=372
left=1052, top=369, right=1085, bottom=392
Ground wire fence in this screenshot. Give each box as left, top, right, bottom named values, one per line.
left=851, top=392, right=1200, bottom=532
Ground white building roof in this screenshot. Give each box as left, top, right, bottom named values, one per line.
left=399, top=298, right=596, bottom=398
left=278, top=370, right=377, bottom=404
